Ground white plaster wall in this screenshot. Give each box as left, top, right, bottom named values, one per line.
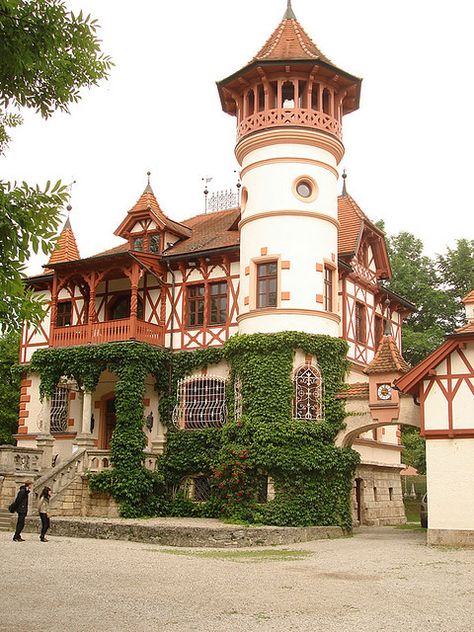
left=239, top=311, right=337, bottom=336
left=426, top=439, right=474, bottom=530
left=239, top=139, right=339, bottom=337
left=354, top=443, right=402, bottom=465
left=424, top=380, right=449, bottom=430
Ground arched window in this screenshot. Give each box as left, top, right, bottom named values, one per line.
left=293, top=365, right=323, bottom=421
left=282, top=81, right=295, bottom=108
left=173, top=376, right=227, bottom=429
left=322, top=88, right=331, bottom=115
left=234, top=376, right=243, bottom=421
left=247, top=89, right=255, bottom=115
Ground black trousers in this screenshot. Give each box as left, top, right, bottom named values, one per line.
left=40, top=513, right=50, bottom=539
left=13, top=513, right=26, bottom=539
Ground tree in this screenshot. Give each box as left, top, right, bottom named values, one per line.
left=384, top=231, right=448, bottom=365
left=0, top=331, right=21, bottom=444
left=0, top=0, right=112, bottom=332
left=437, top=239, right=474, bottom=329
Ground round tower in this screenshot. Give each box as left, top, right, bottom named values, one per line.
left=217, top=1, right=361, bottom=336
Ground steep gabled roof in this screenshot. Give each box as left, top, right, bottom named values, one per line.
left=337, top=192, right=391, bottom=279
left=48, top=218, right=80, bottom=265
left=365, top=334, right=411, bottom=375
left=114, top=185, right=192, bottom=240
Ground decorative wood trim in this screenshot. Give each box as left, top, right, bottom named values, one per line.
left=235, top=128, right=345, bottom=164
left=237, top=308, right=341, bottom=324
left=239, top=209, right=339, bottom=230
left=240, top=156, right=339, bottom=179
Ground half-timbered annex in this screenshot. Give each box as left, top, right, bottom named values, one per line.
left=396, top=292, right=474, bottom=544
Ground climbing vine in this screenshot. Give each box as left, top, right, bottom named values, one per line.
left=28, top=332, right=359, bottom=527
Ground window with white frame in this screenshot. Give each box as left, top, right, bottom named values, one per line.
left=293, top=365, right=323, bottom=421
left=173, top=376, right=227, bottom=429
left=50, top=386, right=69, bottom=432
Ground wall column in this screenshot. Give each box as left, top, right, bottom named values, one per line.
left=36, top=398, right=54, bottom=471
left=74, top=390, right=95, bottom=450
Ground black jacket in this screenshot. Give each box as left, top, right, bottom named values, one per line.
left=14, top=485, right=30, bottom=515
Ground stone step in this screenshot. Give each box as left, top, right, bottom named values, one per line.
left=0, top=510, right=13, bottom=530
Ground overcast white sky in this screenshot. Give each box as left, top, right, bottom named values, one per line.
left=2, top=0, right=473, bottom=275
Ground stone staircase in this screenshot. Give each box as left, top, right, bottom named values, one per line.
left=0, top=508, right=12, bottom=531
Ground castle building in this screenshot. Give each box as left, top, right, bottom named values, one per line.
left=13, top=2, right=417, bottom=525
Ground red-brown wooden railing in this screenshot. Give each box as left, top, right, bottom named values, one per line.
left=51, top=319, right=164, bottom=348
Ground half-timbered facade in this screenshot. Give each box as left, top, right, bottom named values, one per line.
left=14, top=2, right=417, bottom=525
left=396, top=292, right=474, bottom=544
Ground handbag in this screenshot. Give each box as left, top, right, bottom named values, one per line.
left=8, top=501, right=17, bottom=513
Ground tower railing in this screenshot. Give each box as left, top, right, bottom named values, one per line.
left=237, top=107, right=342, bottom=141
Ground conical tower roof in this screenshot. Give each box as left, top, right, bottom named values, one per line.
left=48, top=217, right=80, bottom=265
left=365, top=334, right=411, bottom=375
left=251, top=1, right=332, bottom=63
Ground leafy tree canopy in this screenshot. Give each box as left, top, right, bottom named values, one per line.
left=0, top=0, right=112, bottom=332
left=384, top=232, right=474, bottom=366
left=0, top=331, right=21, bottom=444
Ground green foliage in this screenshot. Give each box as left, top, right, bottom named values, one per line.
left=401, top=427, right=426, bottom=474
left=385, top=232, right=474, bottom=366
left=0, top=331, right=21, bottom=444
left=0, top=180, right=69, bottom=332
left=29, top=333, right=358, bottom=528
left=0, top=0, right=112, bottom=332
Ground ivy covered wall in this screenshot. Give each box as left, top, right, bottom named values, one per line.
left=29, top=332, right=359, bottom=527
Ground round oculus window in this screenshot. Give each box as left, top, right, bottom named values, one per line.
left=296, top=180, right=313, bottom=198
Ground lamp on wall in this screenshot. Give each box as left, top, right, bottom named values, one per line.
left=146, top=412, right=154, bottom=432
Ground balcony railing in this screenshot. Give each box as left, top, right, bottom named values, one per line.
left=51, top=319, right=164, bottom=348
left=237, top=107, right=342, bottom=141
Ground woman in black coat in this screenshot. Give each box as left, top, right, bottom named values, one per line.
left=11, top=480, right=33, bottom=542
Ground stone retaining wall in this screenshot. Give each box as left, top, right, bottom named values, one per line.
left=427, top=529, right=474, bottom=547
left=23, top=517, right=345, bottom=547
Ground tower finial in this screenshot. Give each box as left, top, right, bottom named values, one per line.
left=342, top=168, right=347, bottom=196
left=384, top=297, right=392, bottom=336
left=284, top=0, right=296, bottom=20
left=143, top=171, right=154, bottom=194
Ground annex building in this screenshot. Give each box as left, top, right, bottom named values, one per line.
left=7, top=2, right=422, bottom=527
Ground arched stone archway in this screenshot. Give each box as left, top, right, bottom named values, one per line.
left=336, top=393, right=420, bottom=448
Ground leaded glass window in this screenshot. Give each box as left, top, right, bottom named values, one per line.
left=293, top=365, right=323, bottom=421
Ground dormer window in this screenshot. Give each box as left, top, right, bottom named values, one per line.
left=149, top=234, right=160, bottom=254
left=132, top=236, right=144, bottom=252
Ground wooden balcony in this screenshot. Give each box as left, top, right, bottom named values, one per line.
left=51, top=319, right=164, bottom=348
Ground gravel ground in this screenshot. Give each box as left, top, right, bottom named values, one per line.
left=1, top=526, right=473, bottom=632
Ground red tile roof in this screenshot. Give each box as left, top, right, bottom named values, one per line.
left=365, top=335, right=411, bottom=375
left=252, top=12, right=332, bottom=63
left=114, top=187, right=191, bottom=240
left=165, top=208, right=240, bottom=256
left=453, top=321, right=474, bottom=335
left=462, top=290, right=474, bottom=304
left=48, top=219, right=80, bottom=265
left=336, top=382, right=369, bottom=400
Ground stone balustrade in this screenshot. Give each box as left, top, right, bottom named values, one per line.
left=0, top=445, right=43, bottom=476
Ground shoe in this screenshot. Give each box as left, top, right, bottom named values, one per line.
left=40, top=537, right=48, bottom=542
left=13, top=537, right=25, bottom=542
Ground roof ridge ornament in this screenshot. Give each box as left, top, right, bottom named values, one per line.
left=341, top=168, right=348, bottom=196
left=143, top=170, right=154, bottom=194
left=284, top=0, right=296, bottom=20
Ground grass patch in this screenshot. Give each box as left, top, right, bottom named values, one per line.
left=404, top=498, right=421, bottom=524
left=146, top=548, right=311, bottom=562
left=394, top=523, right=425, bottom=531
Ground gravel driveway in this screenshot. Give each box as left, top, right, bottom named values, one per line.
left=1, top=526, right=473, bottom=632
